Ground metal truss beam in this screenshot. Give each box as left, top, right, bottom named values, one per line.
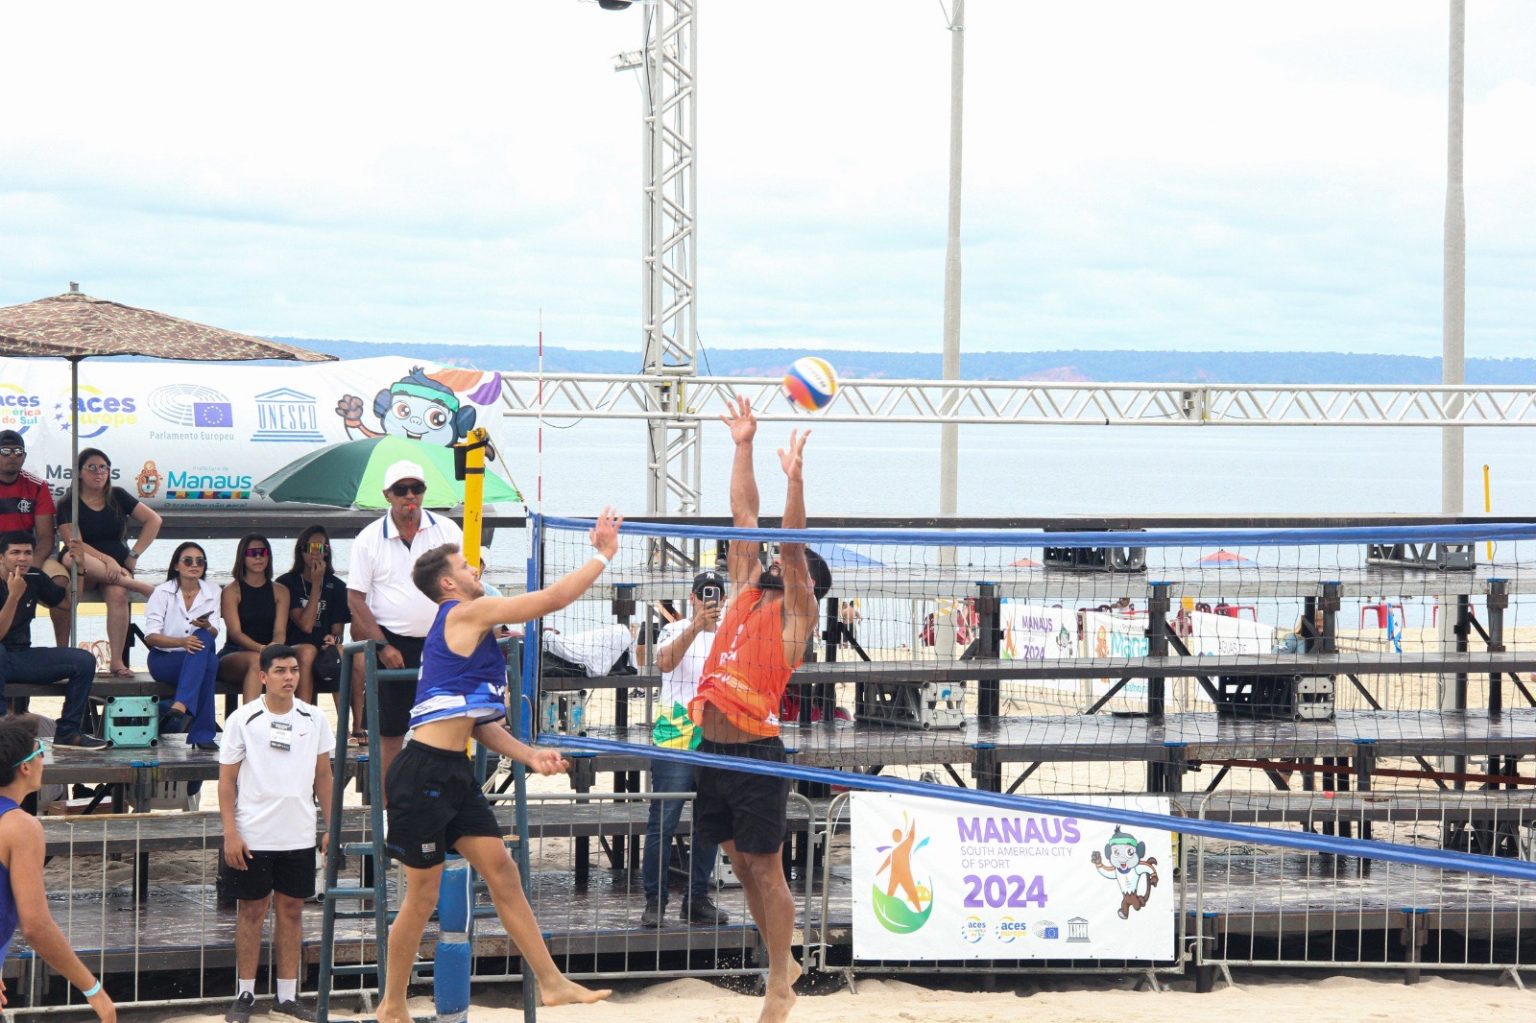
left=501, top=374, right=1536, bottom=427
left=640, top=0, right=699, bottom=526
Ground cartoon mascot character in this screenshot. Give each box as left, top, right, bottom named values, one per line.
left=335, top=366, right=477, bottom=446
left=1089, top=826, right=1159, bottom=919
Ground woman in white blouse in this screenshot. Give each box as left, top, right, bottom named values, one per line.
left=143, top=541, right=224, bottom=749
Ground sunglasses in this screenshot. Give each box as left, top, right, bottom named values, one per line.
left=13, top=740, right=44, bottom=768
left=245, top=546, right=270, bottom=558
left=389, top=482, right=427, bottom=497
left=0, top=447, right=25, bottom=457
left=304, top=541, right=330, bottom=554
left=180, top=556, right=207, bottom=566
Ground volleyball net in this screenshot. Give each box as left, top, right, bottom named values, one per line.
left=527, top=515, right=1536, bottom=883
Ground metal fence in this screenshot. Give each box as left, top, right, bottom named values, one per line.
left=8, top=787, right=1536, bottom=1016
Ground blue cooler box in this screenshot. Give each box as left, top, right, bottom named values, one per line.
left=104, top=695, right=160, bottom=748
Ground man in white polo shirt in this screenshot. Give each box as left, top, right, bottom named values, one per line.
left=219, top=644, right=335, bottom=1023
left=346, top=460, right=463, bottom=784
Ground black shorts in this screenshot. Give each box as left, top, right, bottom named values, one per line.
left=385, top=740, right=502, bottom=868
left=694, top=737, right=791, bottom=855
left=375, top=628, right=425, bottom=737
left=224, top=847, right=316, bottom=901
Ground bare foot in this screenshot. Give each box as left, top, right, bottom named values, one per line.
left=758, top=961, right=802, bottom=1023
left=375, top=1001, right=412, bottom=1023
left=540, top=977, right=612, bottom=1006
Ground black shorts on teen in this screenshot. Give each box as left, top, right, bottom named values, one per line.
left=694, top=736, right=791, bottom=854
left=223, top=847, right=316, bottom=901
left=375, top=628, right=426, bottom=737
left=384, top=740, right=503, bottom=868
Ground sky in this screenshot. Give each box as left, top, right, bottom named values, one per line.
left=1, top=1, right=1533, bottom=359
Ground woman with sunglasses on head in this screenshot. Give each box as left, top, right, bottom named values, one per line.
left=143, top=542, right=223, bottom=749
left=0, top=716, right=117, bottom=1022
left=218, top=534, right=289, bottom=704
left=56, top=448, right=162, bottom=678
left=276, top=526, right=351, bottom=710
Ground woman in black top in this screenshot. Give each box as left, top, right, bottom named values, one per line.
left=275, top=525, right=351, bottom=708
left=217, top=532, right=289, bottom=702
left=57, top=447, right=163, bottom=678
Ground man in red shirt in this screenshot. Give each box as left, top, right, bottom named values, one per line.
left=0, top=431, right=70, bottom=647
left=687, top=396, right=827, bottom=1023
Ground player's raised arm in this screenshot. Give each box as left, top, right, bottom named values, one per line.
left=458, top=508, right=622, bottom=631
left=777, top=429, right=819, bottom=658
left=722, top=395, right=762, bottom=597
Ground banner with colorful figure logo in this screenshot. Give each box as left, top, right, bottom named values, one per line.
left=851, top=792, right=1175, bottom=961
left=0, top=355, right=519, bottom=507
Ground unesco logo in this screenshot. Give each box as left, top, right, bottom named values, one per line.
left=959, top=916, right=987, bottom=944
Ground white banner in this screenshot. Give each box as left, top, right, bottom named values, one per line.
left=851, top=792, right=1175, bottom=961
left=1187, top=610, right=1276, bottom=657
left=0, top=356, right=519, bottom=507
left=1081, top=609, right=1148, bottom=699
left=1000, top=601, right=1077, bottom=696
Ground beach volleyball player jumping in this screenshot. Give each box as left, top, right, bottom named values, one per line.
left=374, top=511, right=623, bottom=1022
left=689, top=395, right=828, bottom=1023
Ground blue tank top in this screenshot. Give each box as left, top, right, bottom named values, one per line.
left=0, top=796, right=22, bottom=963
left=410, top=600, right=509, bottom=730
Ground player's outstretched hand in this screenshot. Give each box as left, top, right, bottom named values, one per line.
left=589, top=507, right=623, bottom=560
left=524, top=748, right=570, bottom=776
left=721, top=394, right=757, bottom=445
left=777, top=428, right=810, bottom=480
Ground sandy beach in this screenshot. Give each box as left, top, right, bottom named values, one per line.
left=129, top=972, right=1535, bottom=1023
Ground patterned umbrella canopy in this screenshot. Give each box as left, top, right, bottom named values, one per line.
left=0, top=285, right=334, bottom=362
left=0, top=284, right=335, bottom=645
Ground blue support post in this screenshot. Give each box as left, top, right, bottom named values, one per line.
left=434, top=855, right=473, bottom=1023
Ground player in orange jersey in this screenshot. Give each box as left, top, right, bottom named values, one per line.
left=688, top=395, right=829, bottom=1023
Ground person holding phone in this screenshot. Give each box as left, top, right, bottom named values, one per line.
left=144, top=542, right=224, bottom=749
left=639, top=569, right=730, bottom=928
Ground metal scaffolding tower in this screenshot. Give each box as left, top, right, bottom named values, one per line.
left=637, top=0, right=700, bottom=523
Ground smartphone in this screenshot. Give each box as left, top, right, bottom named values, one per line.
left=701, top=584, right=723, bottom=604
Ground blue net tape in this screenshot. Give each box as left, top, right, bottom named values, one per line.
left=536, top=515, right=1536, bottom=549
left=544, top=734, right=1536, bottom=884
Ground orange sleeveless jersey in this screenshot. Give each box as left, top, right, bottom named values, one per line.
left=689, top=588, right=802, bottom=739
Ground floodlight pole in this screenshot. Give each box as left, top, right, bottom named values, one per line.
left=932, top=2, right=965, bottom=659
left=939, top=0, right=964, bottom=522
left=1441, top=0, right=1465, bottom=514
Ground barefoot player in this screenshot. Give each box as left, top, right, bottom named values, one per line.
left=375, top=510, right=622, bottom=1023
left=688, top=396, right=827, bottom=1023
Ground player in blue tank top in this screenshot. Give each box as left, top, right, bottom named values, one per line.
left=0, top=716, right=116, bottom=1021
left=376, top=510, right=622, bottom=1023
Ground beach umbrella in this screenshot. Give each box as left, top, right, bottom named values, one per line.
left=255, top=435, right=521, bottom=510
left=1199, top=549, right=1252, bottom=566
left=1011, top=556, right=1042, bottom=567
left=0, top=284, right=335, bottom=641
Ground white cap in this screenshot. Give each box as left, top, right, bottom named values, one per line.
left=382, top=459, right=427, bottom=490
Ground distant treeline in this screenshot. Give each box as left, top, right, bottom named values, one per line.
left=267, top=337, right=1536, bottom=385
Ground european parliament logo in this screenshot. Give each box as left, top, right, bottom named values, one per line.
left=149, top=384, right=233, bottom=430
left=252, top=388, right=326, bottom=443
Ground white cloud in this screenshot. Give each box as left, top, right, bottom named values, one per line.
left=0, top=0, right=1532, bottom=358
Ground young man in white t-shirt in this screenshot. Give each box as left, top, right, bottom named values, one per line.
left=218, top=645, right=335, bottom=1023
left=639, top=570, right=730, bottom=928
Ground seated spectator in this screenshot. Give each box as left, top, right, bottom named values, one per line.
left=218, top=534, right=289, bottom=703
left=144, top=542, right=223, bottom=749
left=0, top=430, right=71, bottom=647
left=276, top=526, right=350, bottom=709
left=57, top=447, right=162, bottom=678
left=0, top=532, right=107, bottom=748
